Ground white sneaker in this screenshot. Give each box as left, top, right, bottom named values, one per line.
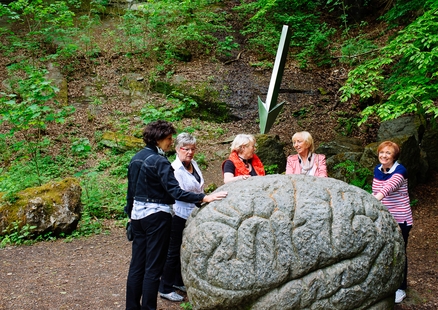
left=395, top=289, right=406, bottom=303
left=173, top=285, right=187, bottom=292
left=159, top=291, right=184, bottom=302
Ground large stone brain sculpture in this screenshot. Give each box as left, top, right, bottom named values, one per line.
left=181, top=175, right=404, bottom=310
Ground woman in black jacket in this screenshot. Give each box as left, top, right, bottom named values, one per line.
left=125, top=120, right=227, bottom=310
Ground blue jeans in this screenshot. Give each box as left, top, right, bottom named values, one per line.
left=126, top=211, right=172, bottom=310
left=399, top=222, right=412, bottom=290
left=159, top=215, right=186, bottom=294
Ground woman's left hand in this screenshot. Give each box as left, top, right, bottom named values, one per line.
left=203, top=191, right=228, bottom=202
left=373, top=193, right=384, bottom=201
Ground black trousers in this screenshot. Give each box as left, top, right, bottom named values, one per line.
left=159, top=215, right=187, bottom=294
left=399, top=222, right=412, bottom=290
left=126, top=211, right=172, bottom=310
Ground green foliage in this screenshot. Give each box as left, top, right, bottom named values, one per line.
left=195, top=153, right=207, bottom=170
left=340, top=36, right=378, bottom=66
left=180, top=302, right=193, bottom=310
left=382, top=0, right=428, bottom=26
left=116, top=10, right=149, bottom=58
left=80, top=171, right=127, bottom=219
left=204, top=183, right=218, bottom=194
left=114, top=0, right=236, bottom=63
left=340, top=1, right=438, bottom=124
left=335, top=112, right=361, bottom=136
left=0, top=221, right=37, bottom=247
left=264, top=164, right=278, bottom=175
left=0, top=151, right=82, bottom=201
left=2, top=0, right=76, bottom=56
left=410, top=198, right=419, bottom=207
left=0, top=62, right=75, bottom=185
left=140, top=91, right=198, bottom=124
left=235, top=0, right=335, bottom=67
left=0, top=63, right=70, bottom=133
left=292, top=107, right=308, bottom=118
left=71, top=138, right=92, bottom=158
left=250, top=61, right=274, bottom=69
left=333, top=160, right=373, bottom=192
left=217, top=36, right=240, bottom=57
left=295, top=23, right=336, bottom=68
left=77, top=14, right=102, bottom=59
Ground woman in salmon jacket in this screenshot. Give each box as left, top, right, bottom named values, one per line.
left=285, top=131, right=327, bottom=177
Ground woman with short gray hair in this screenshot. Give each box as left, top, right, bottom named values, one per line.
left=159, top=132, right=204, bottom=302
left=222, top=134, right=265, bottom=183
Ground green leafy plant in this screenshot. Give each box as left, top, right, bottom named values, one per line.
left=2, top=0, right=77, bottom=58
left=80, top=171, right=127, bottom=219
left=264, top=164, right=279, bottom=175
left=71, top=138, right=92, bottom=158
left=292, top=107, right=309, bottom=118
left=335, top=112, right=361, bottom=136
left=0, top=221, right=37, bottom=248
left=333, top=160, right=373, bottom=192
left=195, top=153, right=207, bottom=170
left=235, top=0, right=335, bottom=67
left=382, top=0, right=428, bottom=26
left=340, top=0, right=438, bottom=124
left=217, top=36, right=239, bottom=57
left=180, top=302, right=193, bottom=310
left=140, top=91, right=198, bottom=124
left=116, top=10, right=149, bottom=59
left=340, top=36, right=378, bottom=66
left=0, top=63, right=75, bottom=185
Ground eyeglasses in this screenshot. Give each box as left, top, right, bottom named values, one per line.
left=180, top=147, right=196, bottom=153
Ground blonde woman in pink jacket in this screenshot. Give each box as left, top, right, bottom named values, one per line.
left=286, top=131, right=328, bottom=177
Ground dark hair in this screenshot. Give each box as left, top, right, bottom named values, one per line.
left=377, top=141, right=400, bottom=161
left=142, top=120, right=176, bottom=146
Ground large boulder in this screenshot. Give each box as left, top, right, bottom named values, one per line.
left=181, top=175, right=404, bottom=310
left=255, top=134, right=286, bottom=174
left=0, top=178, right=82, bottom=237
left=420, top=127, right=438, bottom=172
left=377, top=115, right=425, bottom=143
left=317, top=136, right=364, bottom=158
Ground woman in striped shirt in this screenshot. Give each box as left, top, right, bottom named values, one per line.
left=372, top=141, right=413, bottom=304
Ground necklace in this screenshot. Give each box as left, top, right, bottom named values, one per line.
left=238, top=156, right=250, bottom=169
left=182, top=161, right=192, bottom=170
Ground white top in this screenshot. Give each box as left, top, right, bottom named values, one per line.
left=131, top=200, right=172, bottom=220
left=172, top=157, right=204, bottom=220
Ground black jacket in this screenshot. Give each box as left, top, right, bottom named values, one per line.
left=125, top=145, right=205, bottom=218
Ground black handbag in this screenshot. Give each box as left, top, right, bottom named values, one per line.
left=126, top=221, right=134, bottom=241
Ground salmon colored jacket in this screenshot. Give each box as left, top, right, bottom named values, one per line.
left=285, top=154, right=328, bottom=177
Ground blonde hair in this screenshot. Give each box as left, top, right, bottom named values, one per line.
left=230, top=134, right=256, bottom=152
left=292, top=131, right=314, bottom=153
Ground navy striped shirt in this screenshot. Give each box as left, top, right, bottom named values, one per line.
left=372, top=162, right=413, bottom=226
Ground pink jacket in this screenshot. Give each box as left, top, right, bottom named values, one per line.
left=285, top=154, right=328, bottom=177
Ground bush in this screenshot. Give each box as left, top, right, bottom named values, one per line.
left=333, top=160, right=373, bottom=192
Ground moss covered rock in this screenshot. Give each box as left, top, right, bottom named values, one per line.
left=0, top=178, right=82, bottom=237
left=100, top=131, right=144, bottom=152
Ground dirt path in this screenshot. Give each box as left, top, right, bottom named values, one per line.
left=1, top=173, right=437, bottom=310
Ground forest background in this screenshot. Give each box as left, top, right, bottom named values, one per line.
left=0, top=0, right=437, bottom=308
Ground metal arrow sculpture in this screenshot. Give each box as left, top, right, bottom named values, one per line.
left=258, top=25, right=292, bottom=134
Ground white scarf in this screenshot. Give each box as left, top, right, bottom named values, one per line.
left=157, top=146, right=166, bottom=156
left=298, top=153, right=316, bottom=175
